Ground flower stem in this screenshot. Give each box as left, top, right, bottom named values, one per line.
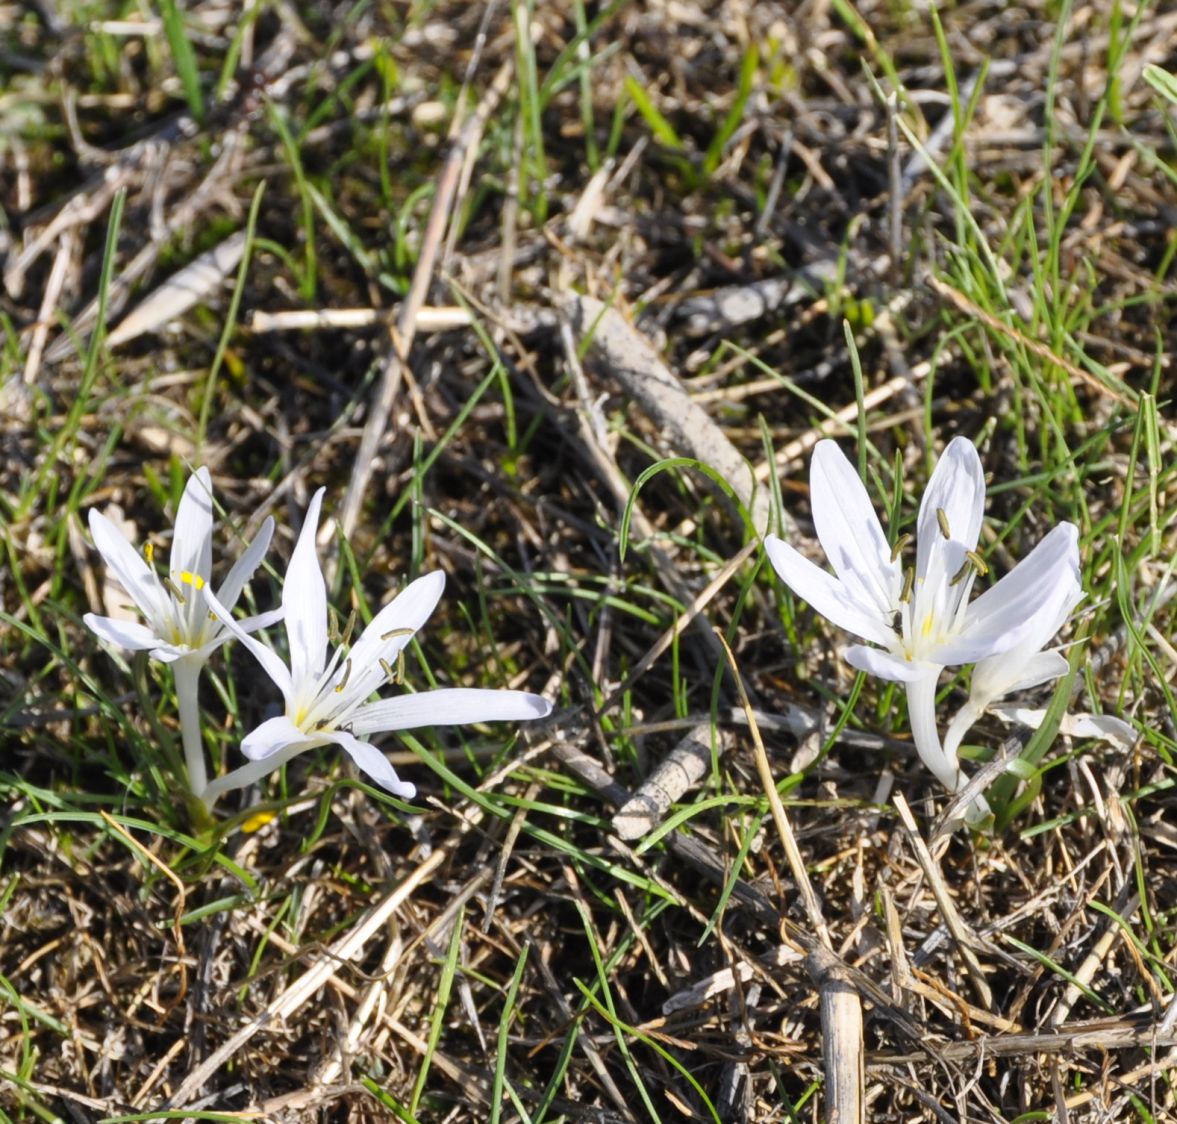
left=173, top=659, right=208, bottom=797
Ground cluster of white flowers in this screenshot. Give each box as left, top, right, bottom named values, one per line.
left=86, top=440, right=1126, bottom=829
left=85, top=471, right=552, bottom=812
left=764, top=436, right=1122, bottom=823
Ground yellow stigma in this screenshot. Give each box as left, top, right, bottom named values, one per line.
left=921, top=613, right=934, bottom=638
left=178, top=571, right=206, bottom=589
left=242, top=810, right=276, bottom=833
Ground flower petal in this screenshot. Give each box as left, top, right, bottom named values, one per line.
left=217, top=516, right=275, bottom=611
left=84, top=613, right=162, bottom=652
left=148, top=644, right=191, bottom=663
left=842, top=644, right=929, bottom=683
left=990, top=706, right=1137, bottom=750
left=283, top=489, right=329, bottom=689
left=235, top=607, right=285, bottom=633
left=339, top=570, right=447, bottom=708
left=976, top=649, right=1070, bottom=701
left=349, top=688, right=553, bottom=736
left=326, top=730, right=417, bottom=799
left=241, top=713, right=319, bottom=760
left=764, top=536, right=895, bottom=647
left=808, top=440, right=902, bottom=617
left=202, top=585, right=294, bottom=699
left=200, top=739, right=308, bottom=809
left=944, top=523, right=1080, bottom=663
left=916, top=436, right=985, bottom=578
left=88, top=508, right=170, bottom=626
left=173, top=467, right=214, bottom=582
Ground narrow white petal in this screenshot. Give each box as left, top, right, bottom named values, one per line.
left=200, top=739, right=307, bottom=810
left=173, top=467, right=214, bottom=582
left=241, top=714, right=319, bottom=760
left=340, top=571, right=447, bottom=707
left=349, top=688, right=552, bottom=736
left=904, top=672, right=962, bottom=791
left=217, top=516, right=275, bottom=611
left=149, top=644, right=191, bottom=663
left=973, top=650, right=1070, bottom=703
left=989, top=706, right=1137, bottom=750
left=84, top=613, right=162, bottom=652
left=327, top=730, right=417, bottom=798
left=842, top=644, right=928, bottom=683
left=916, top=436, right=985, bottom=577
left=283, top=489, right=329, bottom=688
left=764, top=536, right=895, bottom=647
left=235, top=607, right=285, bottom=633
left=808, top=441, right=901, bottom=616
left=952, top=524, right=1079, bottom=658
left=202, top=585, right=294, bottom=699
left=965, top=578, right=1082, bottom=704
left=88, top=509, right=171, bottom=625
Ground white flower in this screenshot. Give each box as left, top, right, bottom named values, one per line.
left=201, top=488, right=553, bottom=807
left=943, top=571, right=1083, bottom=764
left=765, top=437, right=1081, bottom=799
left=84, top=467, right=278, bottom=665
left=83, top=467, right=279, bottom=798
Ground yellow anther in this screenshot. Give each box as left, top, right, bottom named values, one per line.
left=334, top=657, right=352, bottom=694
left=899, top=568, right=914, bottom=604
left=890, top=533, right=912, bottom=563
left=965, top=549, right=989, bottom=576
left=179, top=570, right=206, bottom=589
left=936, top=507, right=951, bottom=539
left=242, top=810, right=275, bottom=833
left=144, top=541, right=155, bottom=564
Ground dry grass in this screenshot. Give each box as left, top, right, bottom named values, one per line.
left=2, top=0, right=1177, bottom=1120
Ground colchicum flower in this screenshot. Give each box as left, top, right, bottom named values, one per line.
left=942, top=572, right=1083, bottom=764
left=84, top=468, right=279, bottom=797
left=765, top=437, right=1082, bottom=807
left=200, top=488, right=552, bottom=808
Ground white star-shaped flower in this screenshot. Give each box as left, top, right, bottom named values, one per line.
left=84, top=467, right=279, bottom=797
left=201, top=488, right=552, bottom=807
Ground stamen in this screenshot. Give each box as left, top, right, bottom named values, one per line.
left=889, top=533, right=912, bottom=562
left=899, top=568, right=914, bottom=604
left=144, top=542, right=155, bottom=564
left=379, top=657, right=398, bottom=685
left=965, top=549, right=989, bottom=576
left=334, top=657, right=352, bottom=693
left=178, top=570, right=205, bottom=589
left=949, top=559, right=971, bottom=586
left=936, top=507, right=951, bottom=539
left=327, top=606, right=341, bottom=646
left=380, top=626, right=415, bottom=642
left=340, top=609, right=357, bottom=648
left=163, top=577, right=187, bottom=602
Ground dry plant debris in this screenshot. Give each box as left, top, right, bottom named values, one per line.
left=2, top=0, right=1177, bottom=1120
